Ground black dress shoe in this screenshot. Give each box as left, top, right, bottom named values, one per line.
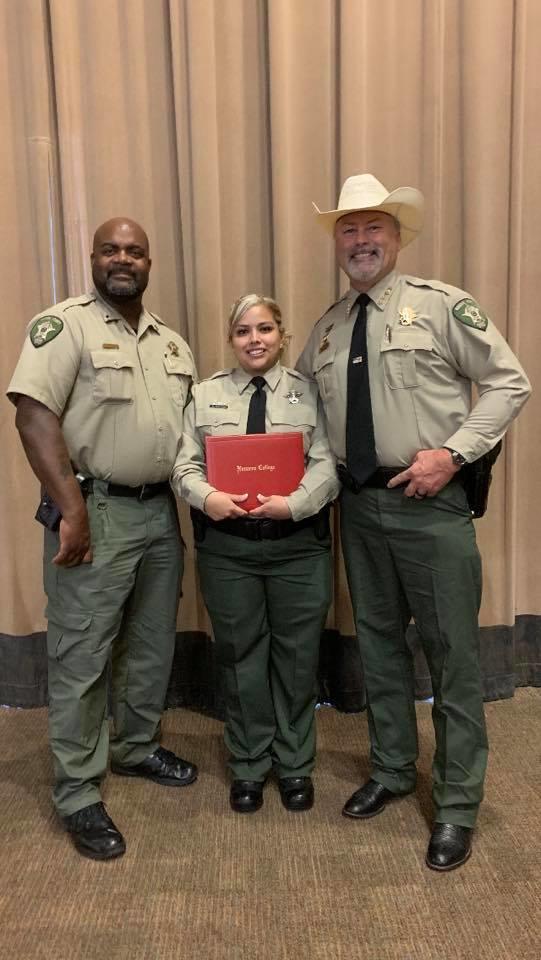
left=342, top=779, right=397, bottom=819
left=111, top=746, right=198, bottom=786
left=426, top=823, right=473, bottom=871
left=63, top=802, right=126, bottom=861
left=279, top=777, right=314, bottom=812
left=230, top=780, right=264, bottom=813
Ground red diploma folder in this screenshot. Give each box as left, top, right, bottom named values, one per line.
left=205, top=432, right=305, bottom=511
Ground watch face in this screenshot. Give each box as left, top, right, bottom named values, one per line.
left=445, top=447, right=465, bottom=466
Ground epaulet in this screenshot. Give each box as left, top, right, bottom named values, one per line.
left=28, top=295, right=95, bottom=332
left=62, top=293, right=96, bottom=312
left=27, top=295, right=96, bottom=345
left=405, top=276, right=489, bottom=328
left=202, top=368, right=234, bottom=382
left=313, top=292, right=348, bottom=329
left=32, top=293, right=95, bottom=322
left=283, top=366, right=311, bottom=384
left=404, top=276, right=469, bottom=305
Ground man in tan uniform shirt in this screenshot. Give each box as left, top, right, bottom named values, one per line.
left=8, top=218, right=197, bottom=860
left=297, top=175, right=531, bottom=871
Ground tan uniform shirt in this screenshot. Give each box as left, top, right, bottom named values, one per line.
left=7, top=291, right=196, bottom=486
left=172, top=362, right=339, bottom=522
left=297, top=270, right=531, bottom=466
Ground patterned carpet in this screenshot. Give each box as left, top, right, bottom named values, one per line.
left=1, top=689, right=540, bottom=960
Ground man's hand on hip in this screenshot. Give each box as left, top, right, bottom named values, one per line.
left=387, top=448, right=460, bottom=499
left=53, top=510, right=92, bottom=566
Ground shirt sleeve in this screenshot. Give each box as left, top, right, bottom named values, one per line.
left=439, top=303, right=532, bottom=461
left=7, top=313, right=83, bottom=416
left=285, top=395, right=340, bottom=522
left=295, top=332, right=316, bottom=378
left=171, top=397, right=218, bottom=510
left=184, top=343, right=198, bottom=383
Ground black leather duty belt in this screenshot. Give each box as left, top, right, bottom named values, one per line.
left=205, top=513, right=315, bottom=541
left=337, top=464, right=461, bottom=494
left=337, top=464, right=404, bottom=492
left=86, top=479, right=171, bottom=501
left=190, top=506, right=331, bottom=543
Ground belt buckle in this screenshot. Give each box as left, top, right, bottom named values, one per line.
left=138, top=484, right=148, bottom=501
left=260, top=519, right=278, bottom=540
left=249, top=521, right=263, bottom=541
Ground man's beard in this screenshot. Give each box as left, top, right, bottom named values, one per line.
left=347, top=248, right=383, bottom=283
left=105, top=275, right=140, bottom=299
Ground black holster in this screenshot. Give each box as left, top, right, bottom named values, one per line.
left=190, top=507, right=207, bottom=543
left=35, top=491, right=62, bottom=531
left=35, top=474, right=92, bottom=531
left=461, top=441, right=502, bottom=518
left=312, top=503, right=331, bottom=540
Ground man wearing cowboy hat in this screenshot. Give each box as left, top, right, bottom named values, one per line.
left=297, top=174, right=531, bottom=871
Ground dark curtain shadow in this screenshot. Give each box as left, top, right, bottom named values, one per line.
left=1, top=616, right=540, bottom=712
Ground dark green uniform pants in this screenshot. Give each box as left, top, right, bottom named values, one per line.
left=44, top=482, right=183, bottom=817
left=197, top=525, right=332, bottom=781
left=340, top=481, right=487, bottom=828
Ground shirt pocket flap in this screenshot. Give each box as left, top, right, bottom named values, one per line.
left=380, top=330, right=433, bottom=353
left=269, top=403, right=317, bottom=427
left=195, top=406, right=242, bottom=428
left=163, top=355, right=193, bottom=377
left=90, top=349, right=134, bottom=370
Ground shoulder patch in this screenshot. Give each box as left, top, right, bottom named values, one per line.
left=30, top=316, right=64, bottom=348
left=452, top=298, right=488, bottom=332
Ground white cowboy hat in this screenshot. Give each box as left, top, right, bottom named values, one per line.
left=313, top=174, right=424, bottom=247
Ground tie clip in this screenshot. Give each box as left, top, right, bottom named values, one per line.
left=352, top=356, right=364, bottom=364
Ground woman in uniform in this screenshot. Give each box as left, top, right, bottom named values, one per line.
left=172, top=294, right=338, bottom=814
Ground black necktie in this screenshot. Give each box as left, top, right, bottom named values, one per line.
left=346, top=293, right=377, bottom=483
left=246, top=376, right=267, bottom=434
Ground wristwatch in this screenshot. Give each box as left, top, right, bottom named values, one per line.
left=443, top=447, right=467, bottom=468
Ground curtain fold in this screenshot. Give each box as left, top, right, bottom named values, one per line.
left=1, top=0, right=539, bottom=705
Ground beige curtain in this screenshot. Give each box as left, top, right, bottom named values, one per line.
left=1, top=0, right=539, bottom=661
